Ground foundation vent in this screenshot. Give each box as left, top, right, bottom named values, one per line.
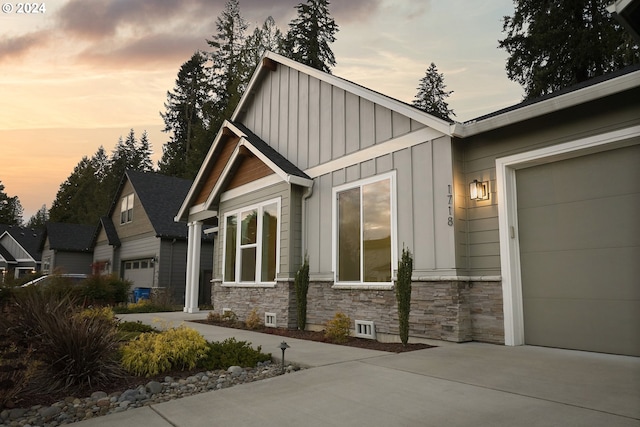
left=265, top=312, right=276, bottom=327
left=355, top=320, right=376, bottom=339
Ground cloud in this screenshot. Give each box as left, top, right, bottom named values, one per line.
left=0, top=30, right=51, bottom=62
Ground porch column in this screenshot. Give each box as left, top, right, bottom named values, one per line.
left=184, top=220, right=202, bottom=313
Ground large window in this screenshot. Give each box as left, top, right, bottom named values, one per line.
left=223, top=199, right=280, bottom=284
left=120, top=194, right=134, bottom=224
left=334, top=173, right=395, bottom=285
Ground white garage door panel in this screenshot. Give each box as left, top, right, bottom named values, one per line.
left=123, top=259, right=154, bottom=288
left=517, top=143, right=640, bottom=356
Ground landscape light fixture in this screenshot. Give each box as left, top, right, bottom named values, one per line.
left=470, top=180, right=490, bottom=201
left=278, top=341, right=290, bottom=373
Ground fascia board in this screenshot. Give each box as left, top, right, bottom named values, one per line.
left=459, top=70, right=640, bottom=137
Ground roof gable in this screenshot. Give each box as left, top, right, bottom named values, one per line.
left=43, top=222, right=96, bottom=252
left=0, top=230, right=35, bottom=262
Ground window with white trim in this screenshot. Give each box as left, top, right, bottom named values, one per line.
left=223, top=198, right=280, bottom=284
left=333, top=173, right=395, bottom=285
left=120, top=194, right=134, bottom=224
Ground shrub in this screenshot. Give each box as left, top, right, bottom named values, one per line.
left=0, top=345, right=39, bottom=407
left=112, top=298, right=176, bottom=314
left=10, top=288, right=124, bottom=392
left=396, top=246, right=413, bottom=346
left=207, top=311, right=222, bottom=323
left=294, top=256, right=310, bottom=330
left=118, top=320, right=157, bottom=333
left=245, top=308, right=262, bottom=330
left=221, top=310, right=239, bottom=326
left=325, top=312, right=351, bottom=343
left=121, top=326, right=209, bottom=377
left=82, top=274, right=131, bottom=305
left=199, top=338, right=271, bottom=370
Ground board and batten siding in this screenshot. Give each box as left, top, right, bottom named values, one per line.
left=461, top=87, right=640, bottom=276
left=239, top=64, right=426, bottom=171
left=215, top=182, right=294, bottom=280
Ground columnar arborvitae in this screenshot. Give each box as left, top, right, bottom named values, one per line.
left=294, top=256, right=310, bottom=330
left=395, top=246, right=413, bottom=346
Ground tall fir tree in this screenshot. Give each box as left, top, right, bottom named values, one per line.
left=25, top=204, right=48, bottom=228
left=282, top=0, right=338, bottom=73
left=207, top=0, right=249, bottom=120
left=49, top=156, right=101, bottom=225
left=0, top=180, right=23, bottom=225
left=245, top=16, right=283, bottom=72
left=499, top=0, right=640, bottom=99
left=412, top=62, right=455, bottom=121
left=159, top=51, right=212, bottom=179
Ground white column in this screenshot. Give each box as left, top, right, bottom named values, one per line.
left=184, top=221, right=202, bottom=313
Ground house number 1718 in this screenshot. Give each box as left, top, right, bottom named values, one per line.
left=447, top=185, right=453, bottom=226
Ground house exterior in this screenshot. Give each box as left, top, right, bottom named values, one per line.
left=92, top=170, right=214, bottom=304
left=39, top=222, right=95, bottom=275
left=0, top=225, right=42, bottom=282
left=177, top=52, right=640, bottom=357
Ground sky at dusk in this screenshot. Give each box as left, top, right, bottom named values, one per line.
left=0, top=0, right=523, bottom=220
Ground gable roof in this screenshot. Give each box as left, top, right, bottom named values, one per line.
left=0, top=225, right=42, bottom=262
left=42, top=222, right=95, bottom=252
left=233, top=51, right=453, bottom=134
left=98, top=216, right=121, bottom=247
left=175, top=120, right=313, bottom=222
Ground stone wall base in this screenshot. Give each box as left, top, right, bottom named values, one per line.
left=210, top=279, right=504, bottom=344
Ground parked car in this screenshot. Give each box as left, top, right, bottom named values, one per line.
left=21, top=274, right=88, bottom=287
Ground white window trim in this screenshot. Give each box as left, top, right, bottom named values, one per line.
left=120, top=193, right=134, bottom=224
left=331, top=171, right=397, bottom=288
left=222, top=197, right=281, bottom=286
left=496, top=125, right=640, bottom=347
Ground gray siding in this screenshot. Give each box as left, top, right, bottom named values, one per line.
left=240, top=65, right=426, bottom=170
left=461, top=87, right=640, bottom=276
left=158, top=238, right=214, bottom=305
left=216, top=182, right=292, bottom=280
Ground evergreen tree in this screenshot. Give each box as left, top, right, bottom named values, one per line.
left=412, top=62, right=455, bottom=121
left=49, top=156, right=101, bottom=225
left=282, top=0, right=338, bottom=73
left=0, top=180, right=23, bottom=225
left=207, top=0, right=249, bottom=120
left=159, top=51, right=212, bottom=179
left=499, top=0, right=640, bottom=99
left=25, top=204, right=48, bottom=228
left=245, top=16, right=284, bottom=72
left=135, top=131, right=154, bottom=172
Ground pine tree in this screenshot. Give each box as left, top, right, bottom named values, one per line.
left=207, top=0, right=249, bottom=120
left=412, top=63, right=455, bottom=121
left=159, top=51, right=212, bottom=179
left=282, top=0, right=338, bottom=73
left=25, top=205, right=48, bottom=228
left=499, top=0, right=640, bottom=99
left=49, top=156, right=101, bottom=225
left=0, top=180, right=23, bottom=225
left=245, top=16, right=283, bottom=72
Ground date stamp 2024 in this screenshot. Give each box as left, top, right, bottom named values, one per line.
left=2, top=2, right=46, bottom=14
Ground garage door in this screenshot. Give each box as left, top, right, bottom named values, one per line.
left=123, top=258, right=155, bottom=288
left=516, top=143, right=640, bottom=356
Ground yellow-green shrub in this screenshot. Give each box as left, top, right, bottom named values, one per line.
left=121, top=326, right=208, bottom=377
left=77, top=306, right=116, bottom=322
left=245, top=308, right=262, bottom=330
left=325, top=312, right=351, bottom=343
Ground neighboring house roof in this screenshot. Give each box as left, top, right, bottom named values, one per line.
left=41, top=222, right=95, bottom=252
left=98, top=216, right=121, bottom=247
left=0, top=243, right=16, bottom=263
left=0, top=225, right=42, bottom=263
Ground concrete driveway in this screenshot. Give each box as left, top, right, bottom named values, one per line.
left=75, top=312, right=640, bottom=427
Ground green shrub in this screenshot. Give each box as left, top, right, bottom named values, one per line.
left=82, top=274, right=131, bottom=305
left=325, top=312, right=351, bottom=343
left=396, top=246, right=413, bottom=346
left=118, top=320, right=157, bottom=333
left=120, top=326, right=209, bottom=377
left=245, top=308, right=262, bottom=330
left=112, top=298, right=177, bottom=314
left=199, top=338, right=271, bottom=370
left=222, top=310, right=238, bottom=324
left=294, top=256, right=310, bottom=330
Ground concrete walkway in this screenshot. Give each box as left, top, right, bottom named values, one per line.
left=76, top=312, right=640, bottom=427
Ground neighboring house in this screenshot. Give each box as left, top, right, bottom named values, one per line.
left=0, top=225, right=42, bottom=282
left=177, top=52, right=640, bottom=357
left=92, top=170, right=214, bottom=304
left=39, top=222, right=95, bottom=275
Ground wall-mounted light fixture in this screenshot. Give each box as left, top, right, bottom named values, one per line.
left=470, top=180, right=489, bottom=201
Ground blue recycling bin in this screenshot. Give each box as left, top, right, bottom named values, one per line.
left=133, top=287, right=151, bottom=302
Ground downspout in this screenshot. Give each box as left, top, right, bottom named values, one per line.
left=300, top=181, right=314, bottom=262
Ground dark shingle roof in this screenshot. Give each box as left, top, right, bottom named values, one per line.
left=99, top=216, right=121, bottom=247
left=125, top=171, right=195, bottom=239
left=0, top=224, right=43, bottom=261
left=0, top=243, right=16, bottom=263
left=44, top=222, right=95, bottom=252
left=232, top=121, right=311, bottom=180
